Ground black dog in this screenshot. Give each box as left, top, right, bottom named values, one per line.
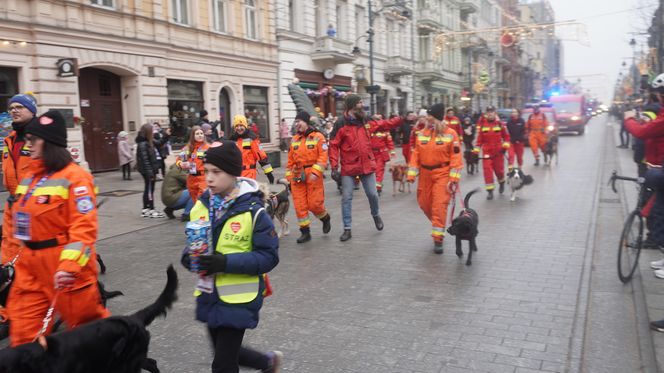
left=464, top=149, right=479, bottom=175
left=447, top=189, right=480, bottom=265
left=0, top=265, right=178, bottom=373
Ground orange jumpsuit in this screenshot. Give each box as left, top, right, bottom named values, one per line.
left=408, top=127, right=463, bottom=243
left=286, top=129, right=329, bottom=228
left=8, top=160, right=110, bottom=346
left=474, top=118, right=511, bottom=190
left=234, top=135, right=273, bottom=180
left=444, top=115, right=464, bottom=140
left=176, top=142, right=210, bottom=203
left=526, top=112, right=548, bottom=159
left=370, top=130, right=395, bottom=192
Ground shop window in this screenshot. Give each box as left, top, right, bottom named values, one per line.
left=167, top=79, right=204, bottom=144
left=0, top=67, right=18, bottom=111
left=243, top=85, right=269, bottom=142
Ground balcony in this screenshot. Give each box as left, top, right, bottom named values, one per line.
left=417, top=8, right=442, bottom=32
left=386, top=56, right=414, bottom=76
left=415, top=61, right=444, bottom=82
left=458, top=0, right=479, bottom=16
left=311, top=37, right=356, bottom=64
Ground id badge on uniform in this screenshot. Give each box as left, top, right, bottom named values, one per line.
left=196, top=275, right=214, bottom=294
left=13, top=211, right=31, bottom=241
left=189, top=163, right=198, bottom=175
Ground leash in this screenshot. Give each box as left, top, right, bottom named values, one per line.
left=33, top=293, right=58, bottom=347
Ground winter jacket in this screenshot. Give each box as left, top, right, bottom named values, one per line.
left=183, top=178, right=279, bottom=329
left=329, top=114, right=402, bottom=176
left=625, top=110, right=664, bottom=165
left=135, top=135, right=158, bottom=177
left=506, top=117, right=527, bottom=143
left=399, top=120, right=415, bottom=144
left=161, top=163, right=188, bottom=207
left=153, top=131, right=170, bottom=158
left=475, top=117, right=511, bottom=157
left=118, top=139, right=133, bottom=166
left=461, top=120, right=476, bottom=148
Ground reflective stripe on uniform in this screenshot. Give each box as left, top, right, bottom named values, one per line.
left=312, top=164, right=324, bottom=173
left=407, top=167, right=418, bottom=177
left=285, top=170, right=292, bottom=177
left=262, top=164, right=273, bottom=173
left=449, top=169, right=461, bottom=179
left=431, top=227, right=445, bottom=237
left=298, top=217, right=311, bottom=227
left=217, top=282, right=260, bottom=297
left=60, top=242, right=91, bottom=266
left=485, top=184, right=495, bottom=190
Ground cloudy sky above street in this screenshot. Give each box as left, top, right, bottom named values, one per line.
left=551, top=0, right=658, bottom=102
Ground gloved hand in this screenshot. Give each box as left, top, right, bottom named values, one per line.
left=266, top=172, right=275, bottom=184
left=54, top=271, right=76, bottom=289
left=198, top=253, right=227, bottom=275
left=331, top=169, right=341, bottom=182
left=447, top=181, right=458, bottom=194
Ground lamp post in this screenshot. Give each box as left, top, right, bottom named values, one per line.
left=629, top=38, right=638, bottom=99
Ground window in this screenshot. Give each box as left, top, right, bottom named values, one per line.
left=91, top=0, right=113, bottom=7
left=336, top=0, right=347, bottom=39
left=355, top=5, right=366, bottom=42
left=212, top=0, right=226, bottom=32
left=245, top=0, right=258, bottom=40
left=172, top=0, right=189, bottom=24
left=288, top=0, right=296, bottom=31
left=0, top=67, right=19, bottom=120
left=243, top=86, right=270, bottom=142
left=167, top=80, right=204, bottom=143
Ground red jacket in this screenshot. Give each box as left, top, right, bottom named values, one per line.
left=409, top=119, right=427, bottom=150
left=329, top=115, right=403, bottom=176
left=625, top=113, right=664, bottom=165
left=474, top=117, right=510, bottom=157
left=444, top=115, right=463, bottom=139
left=370, top=130, right=395, bottom=162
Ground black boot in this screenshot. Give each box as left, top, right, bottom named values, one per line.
left=534, top=158, right=540, bottom=166
left=499, top=182, right=505, bottom=194
left=340, top=229, right=352, bottom=242
left=373, top=215, right=384, bottom=231
left=321, top=214, right=331, bottom=234
left=180, top=213, right=190, bottom=222
left=487, top=190, right=494, bottom=200
left=164, top=207, right=175, bottom=219
left=433, top=240, right=443, bottom=254
left=296, top=227, right=311, bottom=244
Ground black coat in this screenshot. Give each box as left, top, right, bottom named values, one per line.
left=506, top=117, right=527, bottom=143
left=135, top=135, right=158, bottom=177
left=153, top=131, right=170, bottom=158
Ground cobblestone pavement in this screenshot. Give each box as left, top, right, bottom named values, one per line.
left=3, top=115, right=656, bottom=372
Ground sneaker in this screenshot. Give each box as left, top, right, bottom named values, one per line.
left=149, top=210, right=165, bottom=218
left=141, top=208, right=151, bottom=218
left=654, top=268, right=664, bottom=279
left=651, top=259, right=664, bottom=270
left=263, top=350, right=283, bottom=373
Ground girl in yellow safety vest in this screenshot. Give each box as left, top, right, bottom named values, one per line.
left=180, top=140, right=281, bottom=373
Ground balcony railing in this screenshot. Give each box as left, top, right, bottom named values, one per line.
left=311, top=36, right=356, bottom=64
left=417, top=8, right=442, bottom=31
left=386, top=56, right=414, bottom=76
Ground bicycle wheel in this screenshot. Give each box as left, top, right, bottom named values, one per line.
left=617, top=210, right=644, bottom=283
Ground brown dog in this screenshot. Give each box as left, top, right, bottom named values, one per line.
left=389, top=164, right=411, bottom=196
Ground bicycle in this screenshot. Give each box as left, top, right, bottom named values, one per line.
left=609, top=170, right=649, bottom=283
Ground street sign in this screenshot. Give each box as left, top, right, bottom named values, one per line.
left=366, top=85, right=381, bottom=94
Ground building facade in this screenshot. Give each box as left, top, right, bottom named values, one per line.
left=0, top=0, right=279, bottom=172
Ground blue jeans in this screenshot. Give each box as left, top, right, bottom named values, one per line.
left=341, top=174, right=380, bottom=229
left=170, top=190, right=194, bottom=214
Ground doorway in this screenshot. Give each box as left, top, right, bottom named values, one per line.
left=78, top=67, right=124, bottom=172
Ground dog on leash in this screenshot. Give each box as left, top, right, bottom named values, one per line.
left=506, top=168, right=534, bottom=202
left=389, top=164, right=410, bottom=196
left=0, top=265, right=177, bottom=373
left=544, top=132, right=559, bottom=166
left=447, top=188, right=480, bottom=266
left=463, top=149, right=479, bottom=175
left=263, top=179, right=291, bottom=237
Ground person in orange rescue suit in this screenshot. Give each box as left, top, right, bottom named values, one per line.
left=370, top=116, right=396, bottom=195
left=176, top=125, right=210, bottom=205
left=473, top=106, right=511, bottom=200
left=407, top=103, right=463, bottom=254
left=444, top=108, right=464, bottom=139
left=286, top=111, right=331, bottom=244
left=7, top=110, right=110, bottom=347
left=0, top=93, right=39, bottom=339
left=526, top=103, right=549, bottom=166
left=229, top=115, right=275, bottom=184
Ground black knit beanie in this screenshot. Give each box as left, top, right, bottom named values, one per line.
left=203, top=140, right=243, bottom=177
left=295, top=111, right=311, bottom=123
left=26, top=110, right=68, bottom=147
left=427, top=103, right=446, bottom=121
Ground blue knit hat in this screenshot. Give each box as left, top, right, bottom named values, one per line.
left=8, top=93, right=37, bottom=115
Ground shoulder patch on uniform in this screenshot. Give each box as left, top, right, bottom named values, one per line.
left=322, top=143, right=328, bottom=150
left=74, top=186, right=89, bottom=196
left=76, top=196, right=94, bottom=214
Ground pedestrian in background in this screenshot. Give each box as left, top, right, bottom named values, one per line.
left=279, top=118, right=291, bottom=152
left=117, top=130, right=133, bottom=180
left=506, top=108, right=526, bottom=169
left=181, top=141, right=281, bottom=373
left=175, top=125, right=210, bottom=205
left=461, top=116, right=476, bottom=151
left=153, top=122, right=170, bottom=178
left=399, top=111, right=417, bottom=163
left=8, top=110, right=110, bottom=346
left=136, top=123, right=165, bottom=218
left=161, top=163, right=194, bottom=221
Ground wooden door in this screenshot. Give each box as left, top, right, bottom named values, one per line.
left=78, top=68, right=123, bottom=172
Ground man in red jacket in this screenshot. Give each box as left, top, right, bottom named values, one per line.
left=329, top=94, right=403, bottom=242
left=473, top=106, right=511, bottom=200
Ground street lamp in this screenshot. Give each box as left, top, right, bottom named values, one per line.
left=629, top=38, right=638, bottom=98
left=360, top=0, right=411, bottom=114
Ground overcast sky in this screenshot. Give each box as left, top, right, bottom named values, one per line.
left=550, top=0, right=658, bottom=102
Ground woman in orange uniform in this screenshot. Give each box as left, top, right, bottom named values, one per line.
left=176, top=125, right=210, bottom=204
left=7, top=110, right=110, bottom=346
left=286, top=111, right=331, bottom=243
left=407, top=104, right=463, bottom=254
left=230, top=115, right=275, bottom=184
